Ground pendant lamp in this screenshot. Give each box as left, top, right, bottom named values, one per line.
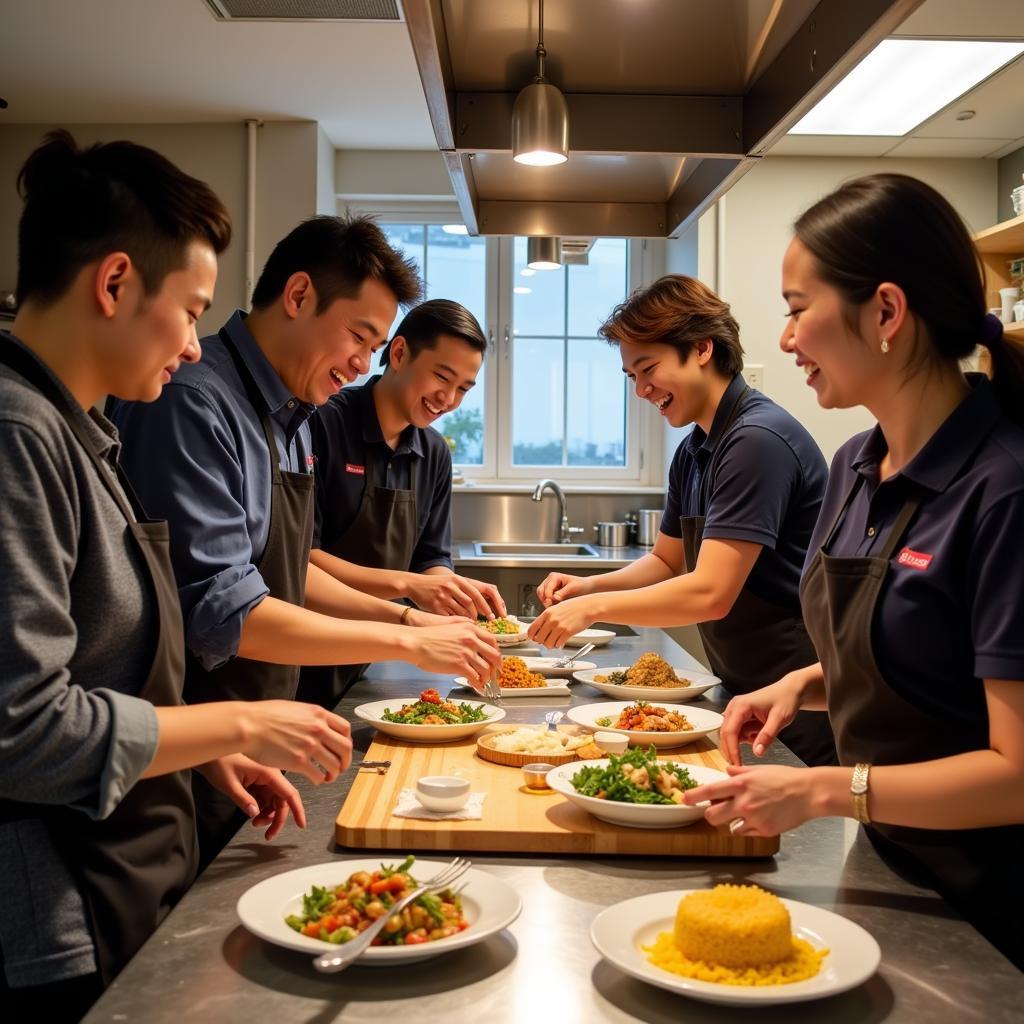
left=527, top=236, right=562, bottom=270
left=512, top=0, right=569, bottom=166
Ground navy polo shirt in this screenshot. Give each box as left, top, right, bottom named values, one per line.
left=311, top=375, right=454, bottom=573
left=809, top=374, right=1024, bottom=729
left=110, top=310, right=317, bottom=670
left=662, top=373, right=828, bottom=609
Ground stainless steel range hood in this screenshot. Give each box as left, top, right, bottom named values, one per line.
left=404, top=0, right=924, bottom=237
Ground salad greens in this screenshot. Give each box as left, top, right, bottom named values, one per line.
left=571, top=746, right=698, bottom=805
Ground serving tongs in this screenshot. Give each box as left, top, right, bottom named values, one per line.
left=555, top=642, right=596, bottom=668
left=482, top=663, right=504, bottom=707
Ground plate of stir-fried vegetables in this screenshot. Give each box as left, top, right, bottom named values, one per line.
left=237, top=856, right=522, bottom=964
left=354, top=689, right=505, bottom=741
left=567, top=701, right=723, bottom=748
left=546, top=749, right=728, bottom=829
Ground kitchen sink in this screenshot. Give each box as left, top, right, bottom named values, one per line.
left=472, top=542, right=601, bottom=558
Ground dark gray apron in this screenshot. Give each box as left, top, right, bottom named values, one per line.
left=184, top=329, right=315, bottom=864
left=801, top=476, right=1024, bottom=969
left=297, top=443, right=418, bottom=708
left=681, top=385, right=837, bottom=768
left=0, top=341, right=197, bottom=985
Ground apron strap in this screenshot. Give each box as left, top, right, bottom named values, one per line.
left=219, top=327, right=285, bottom=485
left=697, top=383, right=752, bottom=510
left=820, top=473, right=921, bottom=560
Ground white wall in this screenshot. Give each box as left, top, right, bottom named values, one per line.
left=712, top=155, right=998, bottom=462
left=0, top=121, right=323, bottom=334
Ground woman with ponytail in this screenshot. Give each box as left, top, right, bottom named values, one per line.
left=0, top=131, right=353, bottom=1019
left=685, top=173, right=1024, bottom=969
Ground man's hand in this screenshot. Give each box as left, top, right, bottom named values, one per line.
left=527, top=595, right=598, bottom=648
left=536, top=572, right=591, bottom=608
left=196, top=753, right=306, bottom=840
left=406, top=572, right=506, bottom=619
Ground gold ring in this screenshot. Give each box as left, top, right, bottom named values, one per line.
left=728, top=817, right=746, bottom=835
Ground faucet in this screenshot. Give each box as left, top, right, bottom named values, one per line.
left=531, top=478, right=583, bottom=544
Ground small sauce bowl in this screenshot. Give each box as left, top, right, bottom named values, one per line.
left=416, top=775, right=471, bottom=812
left=522, top=762, right=556, bottom=789
left=594, top=731, right=629, bottom=755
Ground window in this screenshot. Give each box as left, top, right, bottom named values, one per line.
left=380, top=224, right=488, bottom=465
left=372, top=219, right=655, bottom=482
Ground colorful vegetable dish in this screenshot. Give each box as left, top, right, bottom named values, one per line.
left=595, top=701, right=693, bottom=733
left=571, top=747, right=698, bottom=805
left=285, top=855, right=468, bottom=946
left=476, top=615, right=523, bottom=635
left=381, top=689, right=490, bottom=725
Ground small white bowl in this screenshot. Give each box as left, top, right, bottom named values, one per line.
left=416, top=775, right=471, bottom=812
left=593, top=731, right=629, bottom=755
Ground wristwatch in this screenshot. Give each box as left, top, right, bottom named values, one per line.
left=850, top=763, right=871, bottom=824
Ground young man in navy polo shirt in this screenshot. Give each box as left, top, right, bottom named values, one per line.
left=529, top=275, right=836, bottom=767
left=299, top=299, right=505, bottom=705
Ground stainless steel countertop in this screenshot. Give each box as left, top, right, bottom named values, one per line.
left=84, top=628, right=1023, bottom=1022
left=452, top=542, right=650, bottom=569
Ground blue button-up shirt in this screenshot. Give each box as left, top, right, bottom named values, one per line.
left=110, top=311, right=316, bottom=670
left=661, top=373, right=828, bottom=609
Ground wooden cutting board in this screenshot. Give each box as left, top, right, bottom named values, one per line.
left=335, top=727, right=779, bottom=858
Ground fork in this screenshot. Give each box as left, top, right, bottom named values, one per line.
left=555, top=642, right=596, bottom=668
left=312, top=857, right=472, bottom=974
left=483, top=663, right=503, bottom=707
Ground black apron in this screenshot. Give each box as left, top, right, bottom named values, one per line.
left=801, top=476, right=1024, bottom=969
left=297, top=443, right=418, bottom=709
left=0, top=341, right=197, bottom=985
left=184, top=329, right=315, bottom=864
left=681, top=384, right=837, bottom=768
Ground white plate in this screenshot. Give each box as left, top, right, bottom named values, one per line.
left=519, top=656, right=596, bottom=678
left=567, top=701, right=723, bottom=748
left=564, top=628, right=616, bottom=648
left=452, top=677, right=571, bottom=698
left=353, top=697, right=505, bottom=742
left=591, top=890, right=881, bottom=1005
left=547, top=759, right=728, bottom=829
left=573, top=666, right=719, bottom=703
left=478, top=616, right=530, bottom=646
left=238, top=859, right=522, bottom=966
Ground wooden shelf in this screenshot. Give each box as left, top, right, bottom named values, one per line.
left=973, top=213, right=1024, bottom=255
left=1004, top=320, right=1024, bottom=337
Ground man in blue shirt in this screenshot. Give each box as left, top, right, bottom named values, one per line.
left=112, top=216, right=501, bottom=856
left=300, top=299, right=505, bottom=705
left=529, top=274, right=836, bottom=767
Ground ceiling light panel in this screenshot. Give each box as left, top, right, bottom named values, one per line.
left=790, top=39, right=1024, bottom=137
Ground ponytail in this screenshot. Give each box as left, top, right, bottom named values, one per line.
left=982, top=314, right=1024, bottom=428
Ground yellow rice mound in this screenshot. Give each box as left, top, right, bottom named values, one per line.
left=644, top=885, right=828, bottom=986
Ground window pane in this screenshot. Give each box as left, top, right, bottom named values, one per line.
left=513, top=237, right=564, bottom=337
left=512, top=337, right=564, bottom=465
left=566, top=338, right=626, bottom=466
left=568, top=238, right=628, bottom=337
left=379, top=223, right=488, bottom=466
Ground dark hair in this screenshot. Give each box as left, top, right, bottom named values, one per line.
left=380, top=298, right=487, bottom=369
left=794, top=172, right=1024, bottom=425
left=599, top=274, right=744, bottom=376
left=16, top=130, right=231, bottom=306
left=250, top=214, right=422, bottom=314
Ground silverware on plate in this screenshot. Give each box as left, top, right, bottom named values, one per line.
left=312, top=857, right=472, bottom=974
left=555, top=642, right=596, bottom=668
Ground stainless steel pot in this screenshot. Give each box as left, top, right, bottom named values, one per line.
left=594, top=521, right=630, bottom=547
left=634, top=508, right=662, bottom=547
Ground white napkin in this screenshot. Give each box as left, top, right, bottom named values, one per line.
left=392, top=788, right=487, bottom=820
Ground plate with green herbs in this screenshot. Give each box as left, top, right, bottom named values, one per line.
left=545, top=747, right=728, bottom=829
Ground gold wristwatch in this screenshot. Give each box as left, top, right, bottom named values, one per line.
left=850, top=763, right=871, bottom=824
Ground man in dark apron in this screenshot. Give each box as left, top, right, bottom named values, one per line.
left=530, top=275, right=837, bottom=767
left=299, top=299, right=505, bottom=708
left=111, top=217, right=501, bottom=862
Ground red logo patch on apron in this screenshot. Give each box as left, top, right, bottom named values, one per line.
left=896, top=547, right=933, bottom=571
left=345, top=463, right=365, bottom=476
left=306, top=454, right=316, bottom=468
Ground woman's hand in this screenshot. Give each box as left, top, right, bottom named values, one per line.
left=404, top=607, right=471, bottom=628
left=240, top=701, right=353, bottom=785
left=684, top=764, right=823, bottom=836
left=406, top=621, right=501, bottom=690
left=718, top=672, right=807, bottom=765
left=536, top=572, right=591, bottom=608
left=527, top=595, right=598, bottom=648
left=196, top=753, right=306, bottom=840
left=405, top=574, right=506, bottom=619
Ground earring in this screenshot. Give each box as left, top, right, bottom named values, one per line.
left=880, top=338, right=890, bottom=354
